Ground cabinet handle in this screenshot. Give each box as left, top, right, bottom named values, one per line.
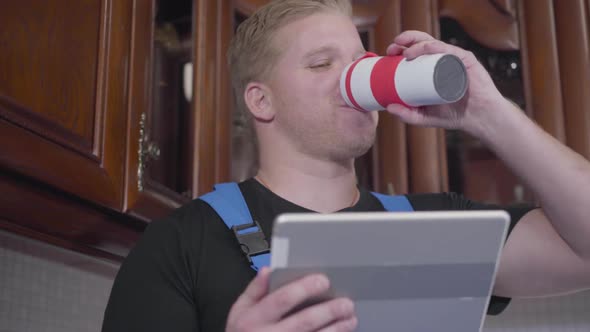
left=137, top=112, right=161, bottom=191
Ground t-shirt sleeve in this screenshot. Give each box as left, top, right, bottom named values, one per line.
left=101, top=204, right=203, bottom=332
left=406, top=192, right=538, bottom=316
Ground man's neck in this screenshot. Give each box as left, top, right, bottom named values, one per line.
left=256, top=154, right=359, bottom=213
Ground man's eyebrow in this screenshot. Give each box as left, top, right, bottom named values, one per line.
left=302, top=46, right=368, bottom=60
left=302, top=45, right=339, bottom=59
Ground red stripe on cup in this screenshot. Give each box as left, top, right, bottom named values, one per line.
left=370, top=56, right=410, bottom=108
left=345, top=52, right=377, bottom=112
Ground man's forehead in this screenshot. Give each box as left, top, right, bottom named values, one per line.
left=276, top=13, right=361, bottom=50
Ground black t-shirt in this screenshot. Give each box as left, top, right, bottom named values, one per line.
left=102, top=179, right=535, bottom=332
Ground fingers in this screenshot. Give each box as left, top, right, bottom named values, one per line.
left=278, top=298, right=356, bottom=332
left=393, top=30, right=436, bottom=46
left=386, top=30, right=476, bottom=66
left=231, top=267, right=272, bottom=312
left=386, top=43, right=405, bottom=56
left=250, top=274, right=331, bottom=324
left=228, top=273, right=357, bottom=332
left=404, top=41, right=478, bottom=68
left=386, top=103, right=462, bottom=130
left=386, top=104, right=427, bottom=126
left=386, top=30, right=435, bottom=56
left=402, top=40, right=457, bottom=60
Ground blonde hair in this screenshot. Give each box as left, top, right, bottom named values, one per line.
left=228, top=0, right=352, bottom=117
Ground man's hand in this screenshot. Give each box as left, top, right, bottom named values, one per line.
left=385, top=30, right=507, bottom=137
left=226, top=267, right=358, bottom=332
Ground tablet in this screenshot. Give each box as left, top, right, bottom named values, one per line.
left=269, top=210, right=510, bottom=332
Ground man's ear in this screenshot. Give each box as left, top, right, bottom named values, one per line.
left=244, top=82, right=275, bottom=122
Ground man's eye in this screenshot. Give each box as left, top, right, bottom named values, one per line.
left=311, top=62, right=331, bottom=69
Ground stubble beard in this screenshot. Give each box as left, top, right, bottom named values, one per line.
left=290, top=123, right=377, bottom=162
left=328, top=129, right=376, bottom=161
left=276, top=102, right=377, bottom=162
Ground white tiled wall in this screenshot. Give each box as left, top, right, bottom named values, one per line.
left=484, top=291, right=590, bottom=331
left=0, top=231, right=118, bottom=332
left=0, top=229, right=588, bottom=332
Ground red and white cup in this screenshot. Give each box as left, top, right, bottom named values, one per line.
left=340, top=52, right=468, bottom=111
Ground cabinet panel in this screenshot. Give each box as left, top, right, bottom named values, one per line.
left=0, top=0, right=132, bottom=209
left=0, top=0, right=100, bottom=150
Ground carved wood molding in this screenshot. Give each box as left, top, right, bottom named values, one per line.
left=0, top=97, right=94, bottom=157
left=191, top=0, right=233, bottom=196
left=0, top=169, right=142, bottom=262
left=518, top=0, right=566, bottom=142
left=439, top=0, right=520, bottom=50
left=553, top=0, right=590, bottom=158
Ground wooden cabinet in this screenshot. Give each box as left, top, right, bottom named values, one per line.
left=126, top=0, right=186, bottom=222
left=0, top=0, right=232, bottom=261
left=0, top=0, right=131, bottom=210
left=0, top=0, right=137, bottom=260
left=126, top=0, right=232, bottom=221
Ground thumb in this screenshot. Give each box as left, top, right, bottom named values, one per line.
left=386, top=43, right=405, bottom=56
left=386, top=104, right=422, bottom=125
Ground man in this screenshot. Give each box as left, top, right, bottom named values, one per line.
left=102, top=0, right=590, bottom=331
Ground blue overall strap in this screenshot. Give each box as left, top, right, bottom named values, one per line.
left=370, top=192, right=414, bottom=212
left=200, top=182, right=270, bottom=271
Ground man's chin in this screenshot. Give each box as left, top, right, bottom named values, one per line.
left=332, top=137, right=375, bottom=160
left=351, top=143, right=374, bottom=158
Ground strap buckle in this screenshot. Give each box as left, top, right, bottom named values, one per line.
left=232, top=220, right=270, bottom=263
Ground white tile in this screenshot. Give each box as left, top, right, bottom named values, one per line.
left=0, top=231, right=118, bottom=332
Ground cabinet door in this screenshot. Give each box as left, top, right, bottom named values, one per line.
left=124, top=0, right=233, bottom=221
left=0, top=0, right=132, bottom=210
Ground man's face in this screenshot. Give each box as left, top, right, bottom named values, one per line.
left=267, top=12, right=379, bottom=161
